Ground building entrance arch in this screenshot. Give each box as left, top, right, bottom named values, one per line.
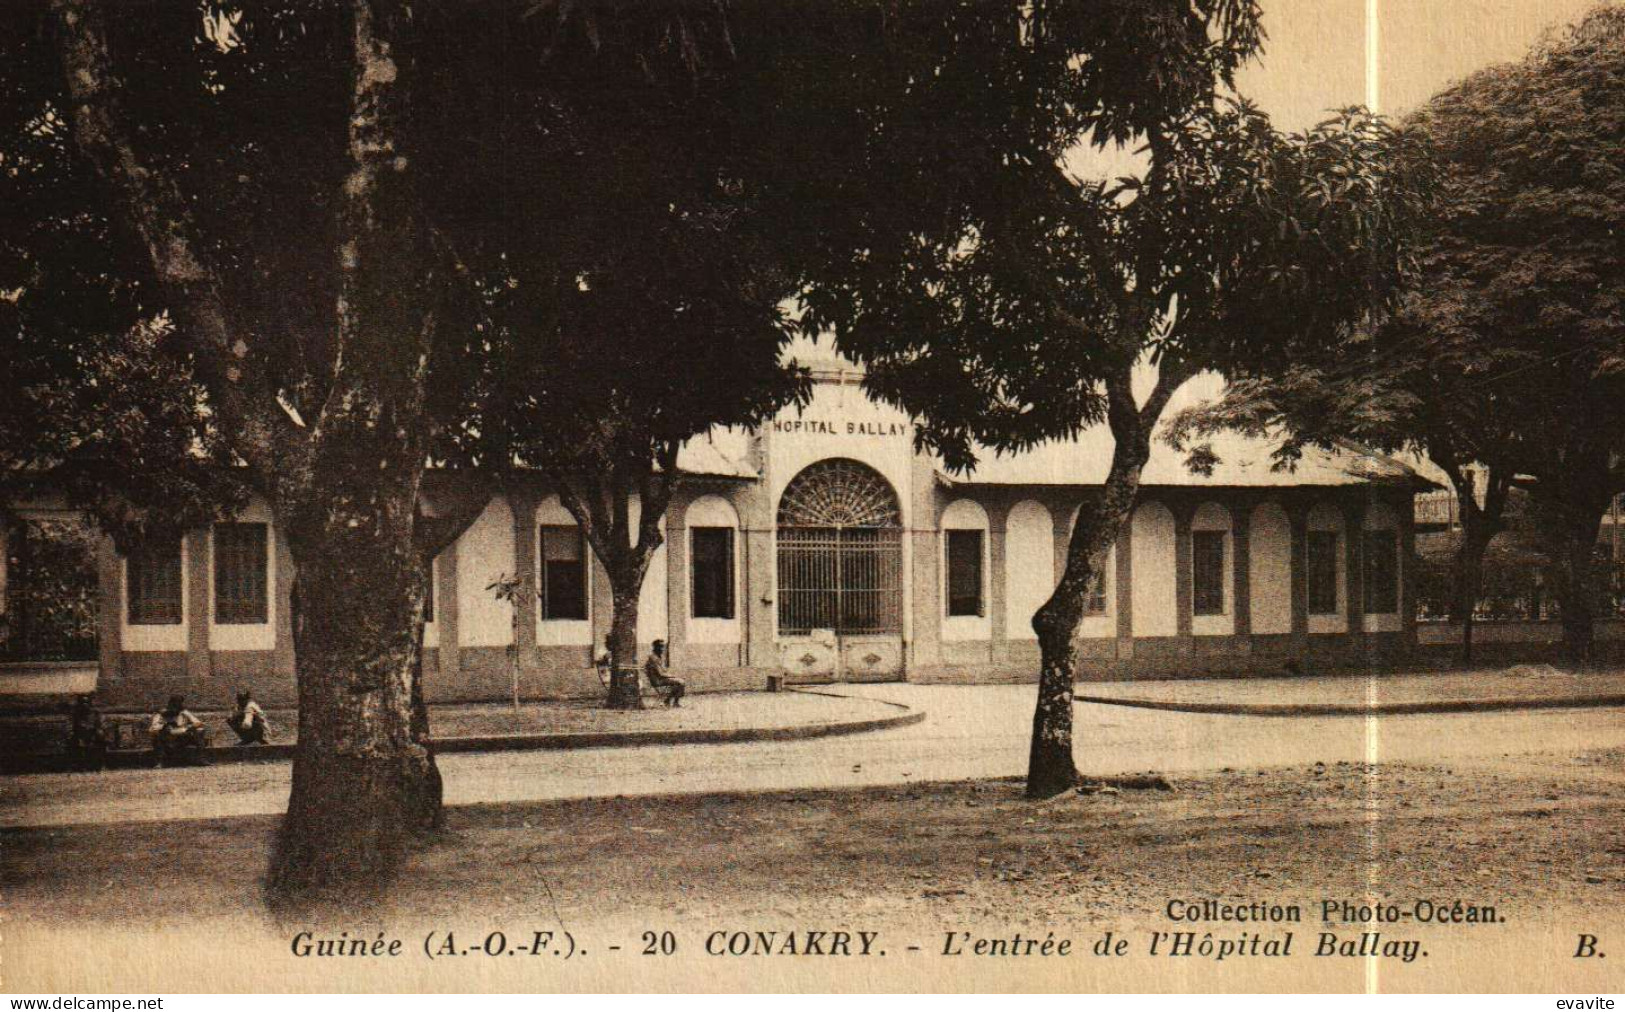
left=776, top=458, right=904, bottom=682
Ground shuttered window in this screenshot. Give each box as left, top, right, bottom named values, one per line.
left=540, top=526, right=588, bottom=620
left=1307, top=530, right=1340, bottom=616
left=1192, top=531, right=1227, bottom=616
left=213, top=523, right=268, bottom=625
left=945, top=529, right=984, bottom=617
left=691, top=527, right=735, bottom=619
left=128, top=536, right=182, bottom=625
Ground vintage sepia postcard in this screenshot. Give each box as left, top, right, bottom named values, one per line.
left=2, top=0, right=1623, bottom=995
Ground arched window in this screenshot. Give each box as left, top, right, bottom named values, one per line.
left=686, top=495, right=740, bottom=637
left=537, top=495, right=588, bottom=623
left=941, top=499, right=990, bottom=626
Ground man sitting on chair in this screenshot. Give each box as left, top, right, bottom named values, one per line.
left=643, top=639, right=686, bottom=707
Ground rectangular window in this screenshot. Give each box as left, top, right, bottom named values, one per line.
left=690, top=527, right=735, bottom=619
left=1307, top=530, right=1340, bottom=616
left=213, top=523, right=268, bottom=625
left=127, top=535, right=182, bottom=625
left=1192, top=530, right=1227, bottom=616
left=540, top=526, right=588, bottom=621
left=1363, top=530, right=1399, bottom=614
left=945, top=529, right=984, bottom=617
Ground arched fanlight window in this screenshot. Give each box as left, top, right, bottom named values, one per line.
left=777, top=459, right=901, bottom=528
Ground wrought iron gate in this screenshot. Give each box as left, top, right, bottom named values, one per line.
left=777, top=527, right=904, bottom=635
left=776, top=459, right=905, bottom=681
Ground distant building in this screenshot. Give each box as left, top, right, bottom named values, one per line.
left=1, top=357, right=1433, bottom=707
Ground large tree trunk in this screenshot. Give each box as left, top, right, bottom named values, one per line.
left=270, top=519, right=433, bottom=908
left=1551, top=510, right=1605, bottom=667
left=1028, top=458, right=1141, bottom=797
left=605, top=582, right=644, bottom=710
left=269, top=0, right=439, bottom=909
left=1451, top=528, right=1488, bottom=666
left=1435, top=460, right=1509, bottom=667
left=549, top=455, right=677, bottom=712
left=55, top=0, right=442, bottom=910
left=1532, top=482, right=1609, bottom=668
left=1025, top=355, right=1186, bottom=798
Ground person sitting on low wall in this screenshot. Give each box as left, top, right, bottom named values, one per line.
left=226, top=690, right=270, bottom=746
left=149, top=695, right=208, bottom=767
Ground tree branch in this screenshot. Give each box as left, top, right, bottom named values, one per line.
left=50, top=0, right=303, bottom=486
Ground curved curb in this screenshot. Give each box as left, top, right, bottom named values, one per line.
left=431, top=701, right=923, bottom=753
left=1073, top=692, right=1625, bottom=717
left=4, top=698, right=924, bottom=773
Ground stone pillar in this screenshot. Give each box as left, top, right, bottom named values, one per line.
left=741, top=436, right=778, bottom=671
left=1232, top=503, right=1253, bottom=640
left=273, top=527, right=295, bottom=681
left=1172, top=500, right=1194, bottom=648
left=435, top=540, right=460, bottom=680
left=185, top=527, right=212, bottom=681
left=988, top=499, right=1008, bottom=661
left=1288, top=501, right=1309, bottom=654
left=665, top=496, right=688, bottom=664
left=95, top=534, right=122, bottom=684
left=1114, top=512, right=1134, bottom=659
left=907, top=454, right=942, bottom=671
left=509, top=489, right=538, bottom=667
left=1345, top=500, right=1366, bottom=639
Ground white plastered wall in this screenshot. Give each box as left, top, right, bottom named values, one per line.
left=1003, top=500, right=1052, bottom=640
left=458, top=496, right=515, bottom=648
left=1249, top=501, right=1293, bottom=635
left=1131, top=501, right=1177, bottom=637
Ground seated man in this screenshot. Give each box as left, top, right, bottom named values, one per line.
left=64, top=693, right=110, bottom=771
left=149, top=694, right=208, bottom=767
left=226, top=690, right=270, bottom=745
left=643, top=639, right=686, bottom=708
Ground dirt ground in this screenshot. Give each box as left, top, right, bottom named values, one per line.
left=6, top=747, right=1622, bottom=932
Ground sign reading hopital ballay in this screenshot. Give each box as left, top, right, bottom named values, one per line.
left=771, top=417, right=912, bottom=438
